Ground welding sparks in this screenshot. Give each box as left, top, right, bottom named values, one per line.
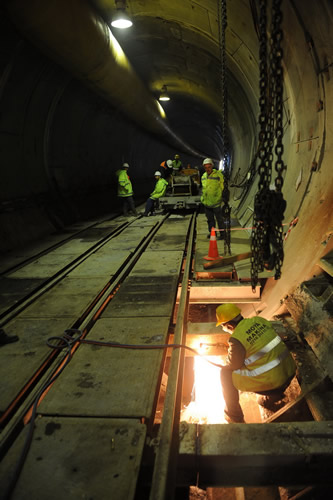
left=181, top=356, right=226, bottom=424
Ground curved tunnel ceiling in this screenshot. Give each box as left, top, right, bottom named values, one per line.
left=5, top=0, right=260, bottom=168
left=1, top=0, right=332, bottom=319
left=98, top=0, right=260, bottom=167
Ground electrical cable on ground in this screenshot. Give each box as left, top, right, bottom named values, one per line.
left=4, top=328, right=224, bottom=498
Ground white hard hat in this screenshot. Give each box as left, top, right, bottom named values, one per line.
left=203, top=158, right=213, bottom=166
left=122, top=162, right=129, bottom=168
left=154, top=171, right=162, bottom=176
left=166, top=160, right=173, bottom=168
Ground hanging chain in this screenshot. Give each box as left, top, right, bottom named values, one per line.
left=250, top=0, right=287, bottom=291
left=218, top=0, right=231, bottom=254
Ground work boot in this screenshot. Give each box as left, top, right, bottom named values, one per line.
left=0, top=328, right=19, bottom=346
left=257, top=393, right=284, bottom=409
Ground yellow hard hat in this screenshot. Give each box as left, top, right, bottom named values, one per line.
left=216, top=304, right=241, bottom=326
left=175, top=154, right=180, bottom=159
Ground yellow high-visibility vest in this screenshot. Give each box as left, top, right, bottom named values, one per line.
left=231, top=317, right=296, bottom=392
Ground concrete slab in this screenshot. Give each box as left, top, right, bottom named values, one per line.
left=130, top=250, right=183, bottom=276
left=0, top=277, right=46, bottom=315
left=73, top=227, right=116, bottom=241
left=103, top=275, right=179, bottom=318
left=19, top=283, right=103, bottom=319
left=8, top=253, right=80, bottom=279
left=0, top=317, right=75, bottom=413
left=17, top=277, right=108, bottom=320
left=130, top=218, right=156, bottom=227
left=0, top=417, right=146, bottom=500
left=48, top=239, right=103, bottom=255
left=69, top=251, right=130, bottom=277
left=38, top=317, right=170, bottom=418
left=147, top=217, right=191, bottom=250
left=95, top=225, right=153, bottom=251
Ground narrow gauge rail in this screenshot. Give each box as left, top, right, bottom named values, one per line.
left=1, top=211, right=333, bottom=500
left=0, top=213, right=142, bottom=322
left=0, top=213, right=193, bottom=468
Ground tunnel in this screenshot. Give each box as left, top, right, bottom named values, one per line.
left=0, top=1, right=332, bottom=499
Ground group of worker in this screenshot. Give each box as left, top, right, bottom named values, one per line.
left=3, top=156, right=297, bottom=423
left=114, top=157, right=297, bottom=423
left=116, top=155, right=225, bottom=236
left=115, top=154, right=183, bottom=217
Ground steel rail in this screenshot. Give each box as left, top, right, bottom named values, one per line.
left=0, top=217, right=141, bottom=325
left=0, top=212, right=122, bottom=278
left=149, top=212, right=197, bottom=500
left=0, top=215, right=169, bottom=449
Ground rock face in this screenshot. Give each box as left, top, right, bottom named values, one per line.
left=284, top=275, right=333, bottom=380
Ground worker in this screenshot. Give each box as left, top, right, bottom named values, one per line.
left=201, top=158, right=225, bottom=240
left=0, top=327, right=19, bottom=346
left=115, top=162, right=137, bottom=216
left=172, top=154, right=183, bottom=175
left=216, top=303, right=296, bottom=423
left=160, top=159, right=173, bottom=180
left=143, top=171, right=168, bottom=216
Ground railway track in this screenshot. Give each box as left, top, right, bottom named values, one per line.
left=0, top=211, right=196, bottom=499
left=1, top=211, right=333, bottom=500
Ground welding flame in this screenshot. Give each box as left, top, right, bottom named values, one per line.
left=181, top=356, right=226, bottom=424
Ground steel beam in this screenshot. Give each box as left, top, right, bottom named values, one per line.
left=178, top=421, right=333, bottom=488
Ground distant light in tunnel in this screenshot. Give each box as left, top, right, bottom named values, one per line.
left=159, top=85, right=170, bottom=101
left=111, top=1, right=133, bottom=29
left=219, top=159, right=223, bottom=170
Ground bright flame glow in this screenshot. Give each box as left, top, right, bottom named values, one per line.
left=181, top=356, right=226, bottom=424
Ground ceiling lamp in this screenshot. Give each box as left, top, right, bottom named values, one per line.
left=159, top=85, right=170, bottom=101
left=111, top=1, right=133, bottom=29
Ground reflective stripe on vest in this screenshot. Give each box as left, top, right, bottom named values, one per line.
left=234, top=348, right=289, bottom=377
left=244, top=335, right=282, bottom=366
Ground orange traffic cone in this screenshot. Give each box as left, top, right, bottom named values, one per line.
left=204, top=227, right=221, bottom=261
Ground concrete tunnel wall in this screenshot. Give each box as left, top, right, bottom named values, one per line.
left=0, top=13, right=218, bottom=251
left=0, top=1, right=332, bottom=320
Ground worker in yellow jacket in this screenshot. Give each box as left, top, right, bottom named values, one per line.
left=216, top=303, right=296, bottom=423
left=144, top=171, right=168, bottom=216
left=201, top=158, right=225, bottom=239
left=116, top=163, right=137, bottom=216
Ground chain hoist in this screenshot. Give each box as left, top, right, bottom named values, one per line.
left=251, top=0, right=287, bottom=291
left=218, top=0, right=231, bottom=254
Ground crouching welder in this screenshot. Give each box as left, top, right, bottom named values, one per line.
left=144, top=171, right=168, bottom=216
left=216, top=303, right=296, bottom=423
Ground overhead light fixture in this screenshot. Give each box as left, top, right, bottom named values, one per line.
left=111, top=1, right=133, bottom=29
left=159, top=85, right=170, bottom=101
